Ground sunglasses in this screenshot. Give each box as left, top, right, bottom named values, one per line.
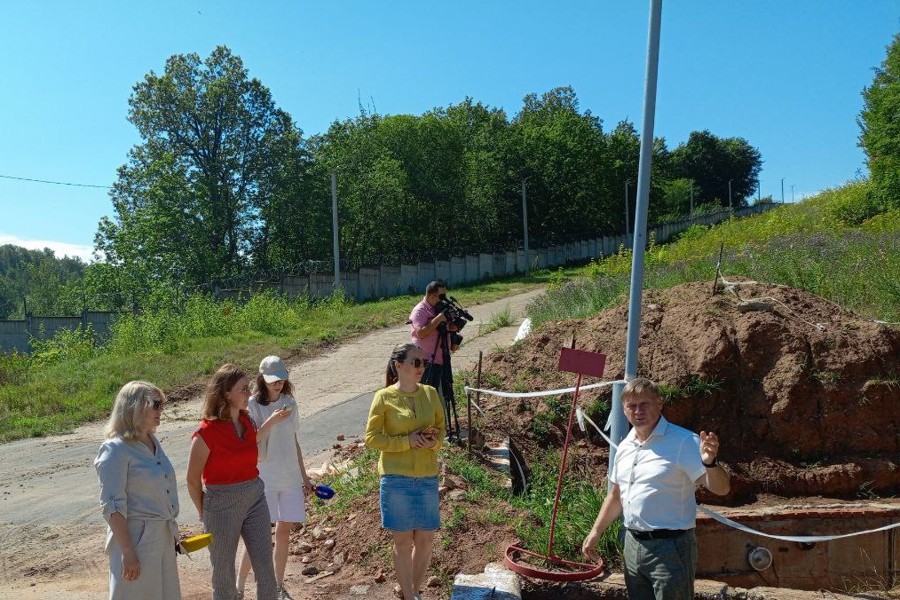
left=403, top=358, right=431, bottom=369
left=151, top=398, right=165, bottom=411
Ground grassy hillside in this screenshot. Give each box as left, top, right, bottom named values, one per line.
left=530, top=180, right=900, bottom=326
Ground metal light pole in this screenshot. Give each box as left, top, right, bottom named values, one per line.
left=331, top=170, right=340, bottom=288
left=728, top=179, right=733, bottom=209
left=611, top=0, right=663, bottom=484
left=781, top=177, right=785, bottom=204
left=624, top=180, right=631, bottom=248
left=521, top=177, right=530, bottom=275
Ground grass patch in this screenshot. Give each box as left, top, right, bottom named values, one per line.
left=478, top=304, right=514, bottom=336
left=511, top=447, right=621, bottom=564
left=0, top=275, right=549, bottom=442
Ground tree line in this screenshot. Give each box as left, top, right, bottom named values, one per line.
left=7, top=28, right=898, bottom=320
left=79, top=46, right=763, bottom=312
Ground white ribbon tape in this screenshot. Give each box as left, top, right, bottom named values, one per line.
left=464, top=379, right=625, bottom=399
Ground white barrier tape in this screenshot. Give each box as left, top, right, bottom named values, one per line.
left=575, top=407, right=900, bottom=544
left=697, top=505, right=900, bottom=543
left=467, top=396, right=486, bottom=418
left=464, top=379, right=625, bottom=399
left=464, top=377, right=900, bottom=541
left=575, top=406, right=586, bottom=433
left=581, top=408, right=617, bottom=447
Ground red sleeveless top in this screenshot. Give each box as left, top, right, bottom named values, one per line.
left=193, top=413, right=259, bottom=484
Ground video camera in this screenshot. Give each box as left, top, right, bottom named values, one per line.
left=435, top=294, right=474, bottom=333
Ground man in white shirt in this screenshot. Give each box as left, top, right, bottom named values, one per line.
left=582, top=377, right=730, bottom=600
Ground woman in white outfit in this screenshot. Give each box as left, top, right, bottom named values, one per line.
left=95, top=381, right=181, bottom=600
left=237, top=356, right=313, bottom=600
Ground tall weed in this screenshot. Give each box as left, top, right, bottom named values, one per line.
left=512, top=448, right=620, bottom=564
left=533, top=181, right=900, bottom=326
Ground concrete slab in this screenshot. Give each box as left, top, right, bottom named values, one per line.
left=452, top=562, right=522, bottom=600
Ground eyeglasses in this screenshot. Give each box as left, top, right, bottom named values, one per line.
left=151, top=398, right=165, bottom=411
left=403, top=358, right=431, bottom=369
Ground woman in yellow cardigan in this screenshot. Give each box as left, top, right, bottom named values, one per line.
left=365, top=342, right=445, bottom=600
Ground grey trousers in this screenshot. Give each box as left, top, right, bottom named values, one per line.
left=204, top=478, right=277, bottom=600
left=623, top=529, right=697, bottom=600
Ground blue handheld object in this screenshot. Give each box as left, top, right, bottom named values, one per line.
left=315, top=484, right=335, bottom=500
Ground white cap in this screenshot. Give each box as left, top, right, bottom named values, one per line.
left=259, top=355, right=289, bottom=383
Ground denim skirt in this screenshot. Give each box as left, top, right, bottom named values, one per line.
left=380, top=474, right=440, bottom=532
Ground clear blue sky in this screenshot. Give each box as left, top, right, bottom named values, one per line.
left=1, top=1, right=897, bottom=262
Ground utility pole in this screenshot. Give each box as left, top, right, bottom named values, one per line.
left=781, top=177, right=785, bottom=204
left=521, top=177, right=530, bottom=275
left=791, top=184, right=795, bottom=203
left=728, top=179, right=733, bottom=209
left=613, top=0, right=663, bottom=484
left=331, top=171, right=340, bottom=288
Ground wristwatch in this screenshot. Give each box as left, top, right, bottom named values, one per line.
left=702, top=456, right=718, bottom=468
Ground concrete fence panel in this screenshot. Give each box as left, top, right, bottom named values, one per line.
left=309, top=274, right=333, bottom=299
left=399, top=265, right=418, bottom=295
left=478, top=253, right=493, bottom=280
left=0, top=320, right=30, bottom=353
left=491, top=252, right=506, bottom=279
left=435, top=260, right=451, bottom=286
left=449, top=257, right=465, bottom=284
left=416, top=262, right=436, bottom=292
left=505, top=251, right=516, bottom=276
left=379, top=266, right=401, bottom=297
left=464, top=255, right=479, bottom=283
left=282, top=275, right=308, bottom=299
left=339, top=272, right=358, bottom=300
left=358, top=268, right=380, bottom=301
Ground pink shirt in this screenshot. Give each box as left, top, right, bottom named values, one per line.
left=409, top=298, right=449, bottom=365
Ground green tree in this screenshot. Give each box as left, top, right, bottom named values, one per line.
left=859, top=32, right=900, bottom=210
left=510, top=86, right=609, bottom=242
left=671, top=130, right=761, bottom=209
left=659, top=178, right=695, bottom=220
left=97, top=46, right=307, bottom=294
left=0, top=245, right=85, bottom=318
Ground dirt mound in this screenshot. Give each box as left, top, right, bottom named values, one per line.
left=473, top=280, right=900, bottom=503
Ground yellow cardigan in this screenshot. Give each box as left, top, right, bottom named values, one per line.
left=364, top=384, right=446, bottom=477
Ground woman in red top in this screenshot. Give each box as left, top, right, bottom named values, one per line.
left=186, top=364, right=291, bottom=600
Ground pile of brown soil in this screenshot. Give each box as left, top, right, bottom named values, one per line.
left=471, top=279, right=900, bottom=503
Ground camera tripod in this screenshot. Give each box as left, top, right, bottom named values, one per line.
left=426, top=322, right=461, bottom=440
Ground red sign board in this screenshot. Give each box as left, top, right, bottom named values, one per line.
left=557, top=348, right=606, bottom=377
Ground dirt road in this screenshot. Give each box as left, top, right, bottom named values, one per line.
left=0, top=288, right=544, bottom=599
